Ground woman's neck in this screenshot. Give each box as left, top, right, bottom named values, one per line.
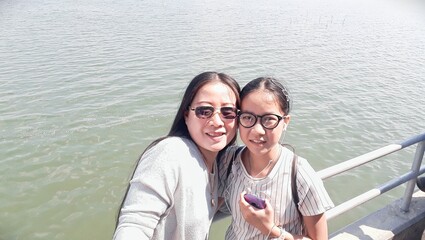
left=199, top=149, right=217, bottom=173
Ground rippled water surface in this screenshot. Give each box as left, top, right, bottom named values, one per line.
left=1, top=0, right=424, bottom=239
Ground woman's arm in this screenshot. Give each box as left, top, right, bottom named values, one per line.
left=113, top=142, right=177, bottom=240
left=114, top=172, right=173, bottom=240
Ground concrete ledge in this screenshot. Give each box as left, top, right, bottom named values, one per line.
left=330, top=190, right=425, bottom=240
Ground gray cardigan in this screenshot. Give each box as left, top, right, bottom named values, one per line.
left=114, top=137, right=218, bottom=240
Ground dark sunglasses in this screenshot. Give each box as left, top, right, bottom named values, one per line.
left=189, top=106, right=237, bottom=120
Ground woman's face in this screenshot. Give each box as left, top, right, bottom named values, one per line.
left=239, top=90, right=290, bottom=157
left=184, top=81, right=238, bottom=160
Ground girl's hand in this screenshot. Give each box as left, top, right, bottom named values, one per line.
left=238, top=191, right=275, bottom=236
left=239, top=191, right=298, bottom=240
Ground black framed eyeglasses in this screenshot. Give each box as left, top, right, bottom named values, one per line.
left=189, top=106, right=237, bottom=120
left=238, top=112, right=286, bottom=129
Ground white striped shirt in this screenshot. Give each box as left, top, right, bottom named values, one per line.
left=218, top=145, right=334, bottom=240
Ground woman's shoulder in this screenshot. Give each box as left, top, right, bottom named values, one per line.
left=159, top=136, right=193, bottom=145
left=142, top=137, right=197, bottom=163
left=151, top=136, right=196, bottom=151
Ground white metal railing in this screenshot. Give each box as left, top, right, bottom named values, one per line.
left=318, top=132, right=425, bottom=220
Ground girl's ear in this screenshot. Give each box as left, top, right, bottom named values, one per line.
left=284, top=114, right=291, bottom=125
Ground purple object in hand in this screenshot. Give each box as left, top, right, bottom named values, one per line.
left=244, top=193, right=266, bottom=209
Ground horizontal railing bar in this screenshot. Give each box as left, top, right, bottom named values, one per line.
left=326, top=188, right=380, bottom=220
left=318, top=144, right=401, bottom=180
left=319, top=133, right=425, bottom=180
left=326, top=165, right=425, bottom=220
left=381, top=168, right=425, bottom=193
left=400, top=133, right=425, bottom=148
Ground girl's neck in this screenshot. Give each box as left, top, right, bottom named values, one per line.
left=245, top=145, right=281, bottom=177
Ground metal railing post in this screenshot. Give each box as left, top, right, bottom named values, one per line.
left=401, top=141, right=425, bottom=212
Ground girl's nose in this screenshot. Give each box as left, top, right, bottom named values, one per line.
left=251, top=120, right=266, bottom=134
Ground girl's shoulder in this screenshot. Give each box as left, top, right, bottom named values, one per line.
left=280, top=145, right=311, bottom=168
left=219, top=145, right=244, bottom=166
left=217, top=145, right=244, bottom=180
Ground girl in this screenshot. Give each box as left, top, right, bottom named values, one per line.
left=114, top=72, right=240, bottom=240
left=219, top=77, right=333, bottom=240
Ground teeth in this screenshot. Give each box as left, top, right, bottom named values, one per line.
left=252, top=139, right=264, bottom=143
left=207, top=132, right=224, bottom=137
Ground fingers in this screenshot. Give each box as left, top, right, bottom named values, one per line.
left=237, top=192, right=277, bottom=236
left=263, top=198, right=272, bottom=211
left=239, top=191, right=250, bottom=208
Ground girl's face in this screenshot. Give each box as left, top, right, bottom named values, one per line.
left=239, top=90, right=290, bottom=157
left=184, top=81, right=238, bottom=160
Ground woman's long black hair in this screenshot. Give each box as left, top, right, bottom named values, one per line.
left=115, top=71, right=240, bottom=227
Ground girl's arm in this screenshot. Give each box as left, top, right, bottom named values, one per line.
left=239, top=191, right=329, bottom=240
left=238, top=192, right=301, bottom=240
left=238, top=192, right=277, bottom=237
left=303, top=213, right=328, bottom=240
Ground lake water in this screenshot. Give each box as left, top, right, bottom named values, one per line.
left=0, top=0, right=424, bottom=239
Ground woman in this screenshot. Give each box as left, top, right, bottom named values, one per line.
left=219, top=77, right=333, bottom=240
left=114, top=71, right=240, bottom=240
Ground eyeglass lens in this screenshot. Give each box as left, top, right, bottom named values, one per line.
left=238, top=112, right=283, bottom=129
